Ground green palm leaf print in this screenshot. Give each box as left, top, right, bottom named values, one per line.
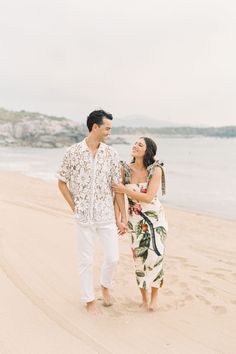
left=144, top=210, right=159, bottom=220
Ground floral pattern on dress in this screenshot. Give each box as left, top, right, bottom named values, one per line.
left=121, top=161, right=168, bottom=289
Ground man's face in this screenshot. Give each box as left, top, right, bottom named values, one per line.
left=96, top=117, right=112, bottom=142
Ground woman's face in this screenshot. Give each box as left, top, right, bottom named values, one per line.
left=131, top=138, right=147, bottom=159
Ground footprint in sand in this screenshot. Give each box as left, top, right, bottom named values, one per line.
left=177, top=294, right=195, bottom=308
left=165, top=291, right=194, bottom=310
left=103, top=306, right=124, bottom=318
left=180, top=293, right=195, bottom=306
left=158, top=290, right=195, bottom=311
left=179, top=281, right=189, bottom=289
left=159, top=304, right=172, bottom=312
left=190, top=275, right=210, bottom=284
left=168, top=274, right=178, bottom=284
left=196, top=294, right=211, bottom=305
left=206, top=271, right=225, bottom=280
left=220, top=260, right=236, bottom=267
left=178, top=300, right=186, bottom=307
left=212, top=305, right=227, bottom=314
left=200, top=278, right=211, bottom=284
left=184, top=264, right=198, bottom=270
left=96, top=297, right=125, bottom=317
left=213, top=267, right=230, bottom=272
left=170, top=256, right=188, bottom=264
left=162, top=288, right=175, bottom=296
left=120, top=297, right=139, bottom=311
left=190, top=274, right=200, bottom=280
left=184, top=294, right=194, bottom=301
left=203, top=287, right=216, bottom=295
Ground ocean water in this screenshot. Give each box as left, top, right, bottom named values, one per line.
left=0, top=137, right=235, bottom=220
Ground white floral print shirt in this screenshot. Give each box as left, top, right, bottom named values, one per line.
left=57, top=139, right=120, bottom=224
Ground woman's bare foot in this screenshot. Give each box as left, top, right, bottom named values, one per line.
left=139, top=288, right=149, bottom=310
left=139, top=301, right=149, bottom=310
left=149, top=300, right=158, bottom=312
left=149, top=287, right=158, bottom=311
left=101, top=285, right=113, bottom=307
left=86, top=300, right=101, bottom=315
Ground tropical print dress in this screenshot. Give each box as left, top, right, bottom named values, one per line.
left=121, top=161, right=168, bottom=289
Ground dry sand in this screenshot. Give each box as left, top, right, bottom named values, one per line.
left=0, top=171, right=235, bottom=354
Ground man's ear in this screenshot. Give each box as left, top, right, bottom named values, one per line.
left=92, top=123, right=98, bottom=132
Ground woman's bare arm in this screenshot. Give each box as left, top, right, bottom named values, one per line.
left=112, top=167, right=162, bottom=203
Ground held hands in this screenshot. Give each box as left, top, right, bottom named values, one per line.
left=113, top=179, right=128, bottom=235
left=116, top=220, right=128, bottom=236
left=112, top=181, right=127, bottom=194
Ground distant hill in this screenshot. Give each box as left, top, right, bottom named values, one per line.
left=113, top=115, right=178, bottom=128
left=112, top=125, right=236, bottom=137
left=0, top=107, right=235, bottom=148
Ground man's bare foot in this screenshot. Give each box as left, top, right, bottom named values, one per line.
left=101, top=285, right=112, bottom=307
left=86, top=300, right=101, bottom=315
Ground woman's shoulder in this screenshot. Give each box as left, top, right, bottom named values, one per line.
left=120, top=160, right=132, bottom=169
left=120, top=160, right=127, bottom=166
left=119, top=161, right=132, bottom=182
left=147, top=160, right=164, bottom=172
left=147, top=160, right=166, bottom=195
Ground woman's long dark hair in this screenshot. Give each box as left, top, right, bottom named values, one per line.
left=131, top=137, right=159, bottom=168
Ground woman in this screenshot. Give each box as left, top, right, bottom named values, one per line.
left=113, top=137, right=168, bottom=311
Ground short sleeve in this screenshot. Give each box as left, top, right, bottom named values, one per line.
left=111, top=150, right=121, bottom=183
left=57, top=148, right=71, bottom=183
left=120, top=160, right=131, bottom=184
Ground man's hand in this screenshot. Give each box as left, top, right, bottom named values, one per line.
left=58, top=180, right=75, bottom=212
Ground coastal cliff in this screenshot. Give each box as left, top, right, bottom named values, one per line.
left=0, top=108, right=86, bottom=148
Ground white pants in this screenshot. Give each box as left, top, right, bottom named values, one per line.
left=75, top=222, right=119, bottom=302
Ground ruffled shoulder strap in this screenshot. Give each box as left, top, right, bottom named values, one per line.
left=119, top=160, right=131, bottom=184
left=147, top=160, right=166, bottom=195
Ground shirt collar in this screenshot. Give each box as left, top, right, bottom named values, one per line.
left=81, top=138, right=106, bottom=152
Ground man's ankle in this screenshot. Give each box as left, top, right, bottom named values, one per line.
left=86, top=299, right=96, bottom=306
left=101, top=285, right=109, bottom=291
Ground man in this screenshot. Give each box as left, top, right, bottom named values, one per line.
left=57, top=109, right=127, bottom=314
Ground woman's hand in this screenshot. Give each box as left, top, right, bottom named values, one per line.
left=116, top=221, right=128, bottom=236
left=112, top=181, right=127, bottom=194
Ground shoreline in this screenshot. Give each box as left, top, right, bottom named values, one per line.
left=163, top=201, right=236, bottom=223
left=1, top=137, right=235, bottom=222
left=1, top=168, right=235, bottom=223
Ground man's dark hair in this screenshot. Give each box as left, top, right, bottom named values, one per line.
left=87, top=110, right=113, bottom=132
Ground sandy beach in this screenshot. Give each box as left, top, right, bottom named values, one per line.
left=0, top=171, right=236, bottom=354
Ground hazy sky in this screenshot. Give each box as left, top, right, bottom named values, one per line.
left=1, top=0, right=235, bottom=126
